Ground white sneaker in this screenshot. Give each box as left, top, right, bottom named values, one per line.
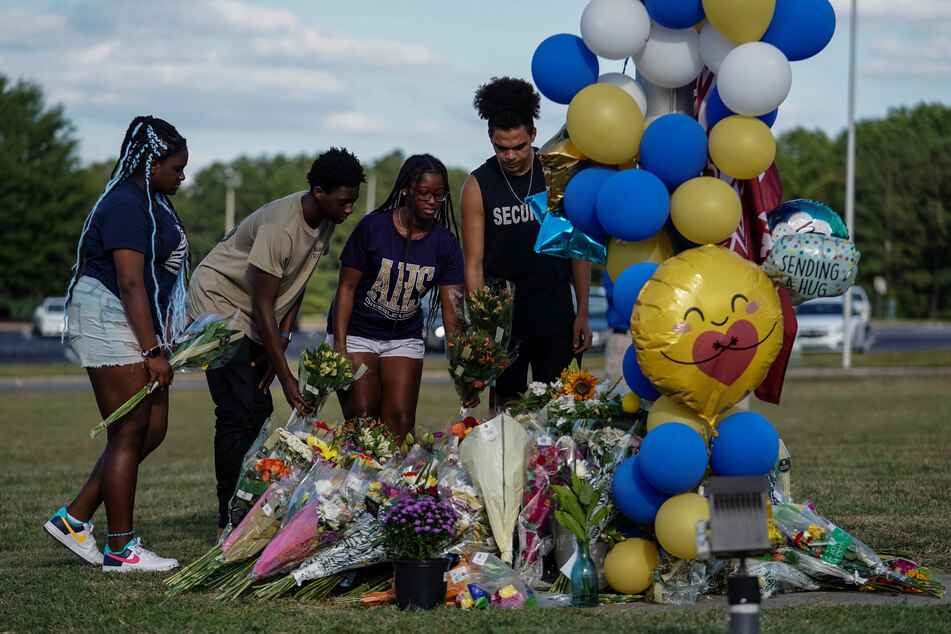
left=44, top=506, right=104, bottom=565
left=102, top=537, right=179, bottom=573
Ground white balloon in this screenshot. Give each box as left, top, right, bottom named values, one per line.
left=717, top=42, right=792, bottom=116
left=598, top=72, right=648, bottom=116
left=632, top=23, right=703, bottom=89
left=698, top=20, right=737, bottom=74
left=581, top=0, right=651, bottom=60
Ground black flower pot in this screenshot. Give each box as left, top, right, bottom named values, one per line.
left=392, top=558, right=450, bottom=610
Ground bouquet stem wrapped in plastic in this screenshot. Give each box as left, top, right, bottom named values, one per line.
left=91, top=311, right=244, bottom=438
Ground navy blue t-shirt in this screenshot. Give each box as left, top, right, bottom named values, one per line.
left=81, top=179, right=189, bottom=331
left=327, top=210, right=464, bottom=340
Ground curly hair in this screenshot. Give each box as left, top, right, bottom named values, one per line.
left=307, top=147, right=366, bottom=192
left=473, top=76, right=540, bottom=132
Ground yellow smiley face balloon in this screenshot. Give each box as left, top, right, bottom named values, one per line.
left=632, top=245, right=783, bottom=421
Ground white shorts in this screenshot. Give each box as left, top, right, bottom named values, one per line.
left=326, top=334, right=425, bottom=360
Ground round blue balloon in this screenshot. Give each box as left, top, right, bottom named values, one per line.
left=710, top=411, right=780, bottom=477
left=639, top=113, right=708, bottom=191
left=706, top=87, right=777, bottom=129
left=612, top=456, right=671, bottom=525
left=638, top=422, right=709, bottom=494
left=623, top=344, right=661, bottom=401
left=596, top=170, right=670, bottom=242
left=644, top=0, right=705, bottom=30
left=613, top=262, right=658, bottom=323
left=564, top=167, right=615, bottom=238
left=761, top=0, right=836, bottom=62
left=531, top=34, right=599, bottom=105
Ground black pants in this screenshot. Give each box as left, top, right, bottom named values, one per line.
left=205, top=337, right=274, bottom=528
left=494, top=310, right=577, bottom=398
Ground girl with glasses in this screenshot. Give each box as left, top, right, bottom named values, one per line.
left=326, top=154, right=466, bottom=442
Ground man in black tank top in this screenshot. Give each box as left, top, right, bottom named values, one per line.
left=460, top=77, right=592, bottom=409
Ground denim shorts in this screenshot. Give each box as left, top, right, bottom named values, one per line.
left=67, top=276, right=144, bottom=368
left=325, top=334, right=425, bottom=359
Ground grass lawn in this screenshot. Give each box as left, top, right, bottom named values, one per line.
left=3, top=361, right=951, bottom=632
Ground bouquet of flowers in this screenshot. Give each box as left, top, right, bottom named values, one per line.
left=445, top=329, right=514, bottom=407
left=516, top=430, right=566, bottom=587
left=459, top=283, right=515, bottom=348
left=164, top=470, right=300, bottom=594
left=298, top=340, right=367, bottom=411
left=445, top=283, right=517, bottom=407
left=91, top=311, right=244, bottom=437
left=458, top=413, right=529, bottom=565
left=226, top=415, right=318, bottom=528
left=381, top=494, right=460, bottom=561
left=770, top=501, right=943, bottom=596
left=328, top=417, right=400, bottom=470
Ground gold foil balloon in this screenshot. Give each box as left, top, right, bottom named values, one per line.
left=632, top=245, right=783, bottom=421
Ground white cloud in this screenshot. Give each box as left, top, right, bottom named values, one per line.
left=324, top=112, right=386, bottom=133
left=0, top=10, right=66, bottom=47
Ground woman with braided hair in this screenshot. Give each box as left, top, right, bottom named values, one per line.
left=44, top=116, right=189, bottom=572
left=327, top=154, right=466, bottom=441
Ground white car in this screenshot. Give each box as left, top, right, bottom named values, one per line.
left=794, top=292, right=871, bottom=353
left=33, top=297, right=67, bottom=338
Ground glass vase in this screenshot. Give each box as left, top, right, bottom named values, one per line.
left=570, top=537, right=599, bottom=608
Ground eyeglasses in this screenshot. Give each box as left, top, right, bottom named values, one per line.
left=413, top=189, right=448, bottom=203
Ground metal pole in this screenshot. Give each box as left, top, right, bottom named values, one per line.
left=366, top=170, right=377, bottom=214
left=224, top=167, right=242, bottom=235
left=843, top=0, right=857, bottom=369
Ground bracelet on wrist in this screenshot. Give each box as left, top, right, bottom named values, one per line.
left=140, top=345, right=162, bottom=359
left=279, top=331, right=292, bottom=342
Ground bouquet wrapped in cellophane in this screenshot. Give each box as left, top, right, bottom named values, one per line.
left=298, top=339, right=368, bottom=412
left=770, top=501, right=944, bottom=597
left=91, top=311, right=244, bottom=438
left=445, top=283, right=517, bottom=408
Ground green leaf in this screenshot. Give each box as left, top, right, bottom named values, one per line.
left=579, top=482, right=595, bottom=507
left=552, top=485, right=586, bottom=528
left=589, top=505, right=611, bottom=528
left=553, top=510, right=585, bottom=542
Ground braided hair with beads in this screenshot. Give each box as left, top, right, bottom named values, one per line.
left=64, top=116, right=189, bottom=345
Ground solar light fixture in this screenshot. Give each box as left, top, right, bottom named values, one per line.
left=696, top=476, right=771, bottom=634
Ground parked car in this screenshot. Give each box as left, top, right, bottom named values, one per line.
left=33, top=296, right=67, bottom=338
left=421, top=306, right=446, bottom=352
left=794, top=291, right=871, bottom=353
left=586, top=286, right=611, bottom=353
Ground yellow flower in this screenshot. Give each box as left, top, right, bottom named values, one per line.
left=562, top=371, right=599, bottom=401
left=807, top=524, right=826, bottom=540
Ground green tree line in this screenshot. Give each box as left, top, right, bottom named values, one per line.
left=2, top=73, right=949, bottom=320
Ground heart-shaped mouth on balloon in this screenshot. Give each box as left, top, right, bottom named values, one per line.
left=686, top=320, right=769, bottom=386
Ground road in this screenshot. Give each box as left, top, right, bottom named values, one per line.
left=3, top=320, right=951, bottom=366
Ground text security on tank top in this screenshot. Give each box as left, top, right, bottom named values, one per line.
left=471, top=154, right=573, bottom=321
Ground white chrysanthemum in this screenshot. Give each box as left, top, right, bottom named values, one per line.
left=529, top=381, right=549, bottom=397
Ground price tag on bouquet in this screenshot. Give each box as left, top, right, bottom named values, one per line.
left=262, top=501, right=273, bottom=517
left=479, top=421, right=498, bottom=441
left=472, top=552, right=489, bottom=566
left=449, top=566, right=469, bottom=583
left=537, top=435, right=552, bottom=447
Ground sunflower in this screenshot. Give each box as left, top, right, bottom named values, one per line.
left=561, top=371, right=599, bottom=401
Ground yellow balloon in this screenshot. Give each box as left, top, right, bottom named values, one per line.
left=702, top=0, right=775, bottom=44
left=606, top=232, right=674, bottom=281
left=670, top=177, right=742, bottom=245
left=567, top=83, right=644, bottom=165
left=654, top=493, right=710, bottom=559
left=603, top=538, right=660, bottom=594
left=646, top=395, right=711, bottom=442
left=632, top=246, right=783, bottom=421
left=708, top=115, right=776, bottom=180
left=622, top=391, right=642, bottom=413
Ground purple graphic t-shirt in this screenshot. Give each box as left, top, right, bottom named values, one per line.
left=327, top=210, right=464, bottom=340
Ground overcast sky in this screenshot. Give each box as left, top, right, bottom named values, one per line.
left=1, top=0, right=948, bottom=174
